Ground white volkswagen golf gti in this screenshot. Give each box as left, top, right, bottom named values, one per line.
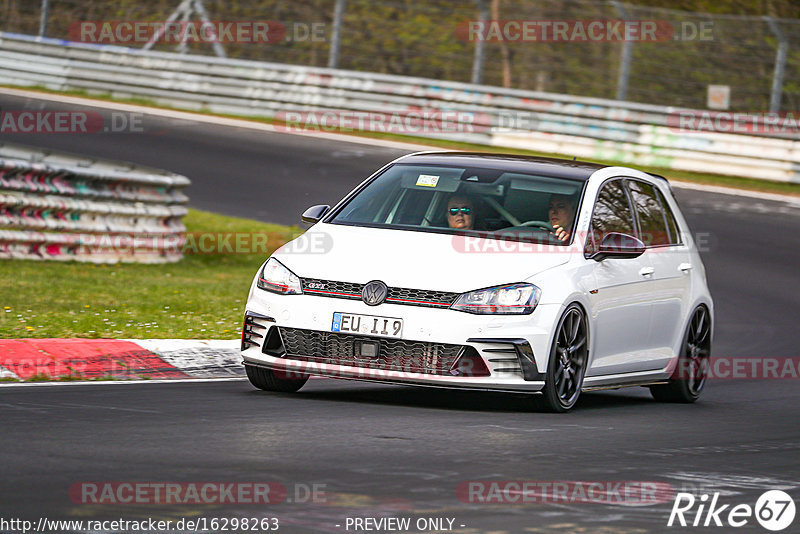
left=241, top=152, right=713, bottom=411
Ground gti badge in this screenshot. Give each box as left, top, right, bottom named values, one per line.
left=362, top=280, right=388, bottom=306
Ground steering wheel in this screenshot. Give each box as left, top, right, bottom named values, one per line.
left=518, top=220, right=554, bottom=231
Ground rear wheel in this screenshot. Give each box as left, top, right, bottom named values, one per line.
left=650, top=306, right=711, bottom=403
left=535, top=304, right=588, bottom=412
left=245, top=365, right=308, bottom=393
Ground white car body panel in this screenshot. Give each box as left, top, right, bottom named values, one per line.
left=273, top=223, right=572, bottom=293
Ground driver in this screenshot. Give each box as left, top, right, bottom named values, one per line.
left=548, top=194, right=576, bottom=242
left=446, top=195, right=475, bottom=230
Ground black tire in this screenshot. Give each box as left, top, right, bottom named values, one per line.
left=534, top=304, right=589, bottom=413
left=650, top=306, right=711, bottom=403
left=245, top=364, right=308, bottom=393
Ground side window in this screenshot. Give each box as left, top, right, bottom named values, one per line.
left=627, top=180, right=669, bottom=246
left=586, top=179, right=635, bottom=253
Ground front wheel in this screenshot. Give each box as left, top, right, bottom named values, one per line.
left=534, top=304, right=589, bottom=412
left=650, top=306, right=711, bottom=403
left=245, top=364, right=308, bottom=393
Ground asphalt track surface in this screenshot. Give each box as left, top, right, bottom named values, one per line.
left=2, top=92, right=800, bottom=533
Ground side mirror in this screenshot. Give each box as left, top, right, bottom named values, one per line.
left=301, top=204, right=330, bottom=224
left=588, top=232, right=646, bottom=261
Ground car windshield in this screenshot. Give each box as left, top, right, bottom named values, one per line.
left=329, top=163, right=584, bottom=245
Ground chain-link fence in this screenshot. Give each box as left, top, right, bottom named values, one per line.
left=4, top=0, right=799, bottom=112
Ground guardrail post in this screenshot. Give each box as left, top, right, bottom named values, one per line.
left=38, top=0, right=49, bottom=37
left=328, top=0, right=347, bottom=69
left=765, top=17, right=788, bottom=113
left=611, top=1, right=633, bottom=101
left=471, top=0, right=489, bottom=85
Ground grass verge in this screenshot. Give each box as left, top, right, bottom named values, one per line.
left=4, top=84, right=800, bottom=197
left=0, top=209, right=299, bottom=339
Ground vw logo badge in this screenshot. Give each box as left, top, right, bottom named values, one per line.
left=362, top=280, right=388, bottom=306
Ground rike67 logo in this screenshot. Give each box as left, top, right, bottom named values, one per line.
left=668, top=490, right=795, bottom=531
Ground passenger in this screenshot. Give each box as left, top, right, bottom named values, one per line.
left=446, top=195, right=474, bottom=230
left=548, top=194, right=576, bottom=242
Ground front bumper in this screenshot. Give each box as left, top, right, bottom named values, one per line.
left=241, top=290, right=562, bottom=392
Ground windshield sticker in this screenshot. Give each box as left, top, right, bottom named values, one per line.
left=416, top=174, right=440, bottom=187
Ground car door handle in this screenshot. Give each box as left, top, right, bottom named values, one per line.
left=679, top=263, right=693, bottom=273
left=639, top=267, right=655, bottom=277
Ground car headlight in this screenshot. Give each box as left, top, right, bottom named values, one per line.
left=450, top=283, right=541, bottom=314
left=256, top=258, right=303, bottom=295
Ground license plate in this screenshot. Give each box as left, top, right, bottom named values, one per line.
left=332, top=312, right=403, bottom=338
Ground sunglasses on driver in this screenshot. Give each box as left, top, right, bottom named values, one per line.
left=448, top=207, right=472, bottom=215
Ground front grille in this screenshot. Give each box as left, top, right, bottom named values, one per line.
left=302, top=279, right=361, bottom=299
left=278, top=327, right=464, bottom=375
left=386, top=287, right=457, bottom=307
left=301, top=278, right=459, bottom=309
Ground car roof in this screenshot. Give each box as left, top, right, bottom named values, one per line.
left=394, top=152, right=609, bottom=181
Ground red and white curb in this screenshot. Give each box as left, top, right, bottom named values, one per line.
left=0, top=338, right=242, bottom=382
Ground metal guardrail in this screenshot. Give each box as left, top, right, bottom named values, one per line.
left=0, top=31, right=798, bottom=183
left=0, top=141, right=189, bottom=263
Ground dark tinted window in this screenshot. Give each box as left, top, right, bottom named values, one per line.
left=627, top=180, right=669, bottom=246
left=661, top=191, right=682, bottom=245
left=330, top=163, right=583, bottom=245
left=586, top=179, right=635, bottom=253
